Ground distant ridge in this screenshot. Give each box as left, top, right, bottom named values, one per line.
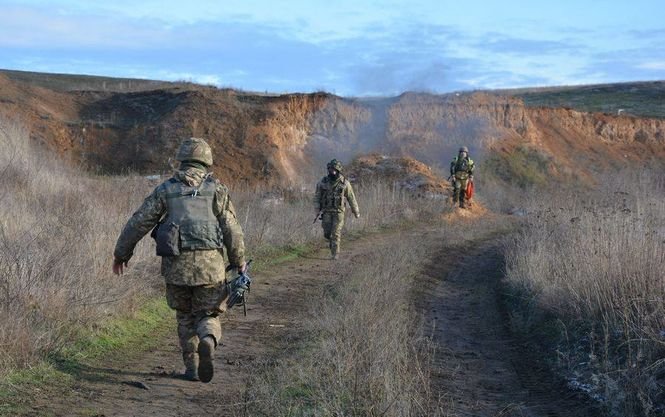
left=0, top=68, right=173, bottom=93
left=494, top=80, right=665, bottom=119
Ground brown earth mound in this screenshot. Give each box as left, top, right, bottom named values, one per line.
left=347, top=153, right=450, bottom=197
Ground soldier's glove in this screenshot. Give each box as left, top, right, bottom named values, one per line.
left=112, top=257, right=129, bottom=275
left=226, top=262, right=247, bottom=274
left=355, top=213, right=360, bottom=219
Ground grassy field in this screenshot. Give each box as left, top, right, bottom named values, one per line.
left=0, top=68, right=173, bottom=92
left=503, top=81, right=665, bottom=119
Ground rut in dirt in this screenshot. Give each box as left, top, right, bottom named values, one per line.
left=421, top=240, right=599, bottom=417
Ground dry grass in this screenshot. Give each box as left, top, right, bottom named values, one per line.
left=234, top=179, right=436, bottom=252
left=504, top=169, right=665, bottom=416
left=0, top=117, right=162, bottom=373
left=242, top=235, right=439, bottom=417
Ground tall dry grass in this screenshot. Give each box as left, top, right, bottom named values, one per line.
left=0, top=117, right=159, bottom=373
left=243, top=234, right=438, bottom=417
left=234, top=179, right=431, bottom=251
left=504, top=169, right=665, bottom=416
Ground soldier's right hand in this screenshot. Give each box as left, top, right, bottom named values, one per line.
left=112, top=258, right=129, bottom=275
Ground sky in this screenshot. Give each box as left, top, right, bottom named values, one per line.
left=0, top=0, right=664, bottom=96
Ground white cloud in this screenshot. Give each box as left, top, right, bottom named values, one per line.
left=636, top=61, right=665, bottom=70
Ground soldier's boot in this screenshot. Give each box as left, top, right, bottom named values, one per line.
left=459, top=191, right=466, bottom=209
left=182, top=352, right=199, bottom=381
left=330, top=242, right=338, bottom=260
left=198, top=335, right=216, bottom=383
left=452, top=189, right=460, bottom=208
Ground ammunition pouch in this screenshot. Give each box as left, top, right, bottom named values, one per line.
left=152, top=222, right=181, bottom=257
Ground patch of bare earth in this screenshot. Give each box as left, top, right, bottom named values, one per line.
left=420, top=239, right=600, bottom=417
left=30, top=220, right=597, bottom=417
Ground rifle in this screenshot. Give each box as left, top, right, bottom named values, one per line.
left=313, top=209, right=322, bottom=224
left=225, top=260, right=253, bottom=316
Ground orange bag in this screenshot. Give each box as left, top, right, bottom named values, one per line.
left=466, top=180, right=474, bottom=200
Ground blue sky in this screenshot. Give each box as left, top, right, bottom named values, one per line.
left=1, top=0, right=663, bottom=95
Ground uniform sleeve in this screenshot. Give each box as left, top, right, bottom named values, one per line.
left=113, top=186, right=166, bottom=262
left=345, top=182, right=360, bottom=217
left=469, top=159, right=475, bottom=175
left=214, top=185, right=246, bottom=267
left=314, top=180, right=323, bottom=212
left=450, top=158, right=456, bottom=176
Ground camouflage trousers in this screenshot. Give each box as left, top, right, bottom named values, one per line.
left=322, top=212, right=345, bottom=257
left=452, top=177, right=469, bottom=207
left=165, top=283, right=228, bottom=362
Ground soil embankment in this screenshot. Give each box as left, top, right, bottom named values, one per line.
left=2, top=71, right=664, bottom=188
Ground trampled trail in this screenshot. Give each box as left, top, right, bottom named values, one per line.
left=29, top=216, right=598, bottom=417
left=419, top=240, right=600, bottom=417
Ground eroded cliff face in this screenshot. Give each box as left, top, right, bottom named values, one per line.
left=303, top=92, right=665, bottom=182
left=1, top=72, right=663, bottom=188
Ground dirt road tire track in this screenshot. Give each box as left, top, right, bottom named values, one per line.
left=421, top=240, right=600, bottom=417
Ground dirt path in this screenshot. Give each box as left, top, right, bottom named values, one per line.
left=421, top=240, right=599, bottom=417
left=32, top=221, right=598, bottom=417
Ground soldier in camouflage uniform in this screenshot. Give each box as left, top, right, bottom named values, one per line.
left=314, top=159, right=360, bottom=260
left=112, top=137, right=246, bottom=383
left=450, top=146, right=475, bottom=209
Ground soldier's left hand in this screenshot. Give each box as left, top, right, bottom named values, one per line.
left=112, top=258, right=129, bottom=275
left=238, top=261, right=247, bottom=274
left=355, top=213, right=360, bottom=219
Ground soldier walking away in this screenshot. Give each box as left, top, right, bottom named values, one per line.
left=112, top=137, right=246, bottom=383
left=450, top=146, right=475, bottom=209
left=314, top=159, right=360, bottom=260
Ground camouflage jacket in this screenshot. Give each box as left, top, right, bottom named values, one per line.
left=114, top=166, right=245, bottom=286
left=314, top=175, right=360, bottom=215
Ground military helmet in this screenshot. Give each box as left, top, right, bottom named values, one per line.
left=327, top=158, right=343, bottom=172
left=176, top=137, right=213, bottom=166
left=459, top=146, right=469, bottom=153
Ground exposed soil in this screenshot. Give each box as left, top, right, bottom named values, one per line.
left=420, top=240, right=600, bottom=417
left=24, top=216, right=599, bottom=417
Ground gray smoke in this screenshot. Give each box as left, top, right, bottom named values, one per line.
left=303, top=92, right=496, bottom=179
